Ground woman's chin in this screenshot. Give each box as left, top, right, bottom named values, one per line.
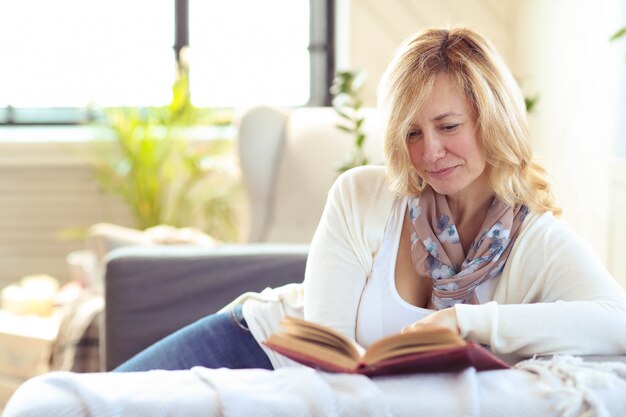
left=426, top=181, right=461, bottom=196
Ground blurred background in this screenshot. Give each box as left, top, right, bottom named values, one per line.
left=0, top=0, right=625, bottom=289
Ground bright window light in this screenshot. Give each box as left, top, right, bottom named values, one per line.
left=188, top=0, right=310, bottom=107
left=0, top=0, right=311, bottom=111
left=0, top=0, right=175, bottom=108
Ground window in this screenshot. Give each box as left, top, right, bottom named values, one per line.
left=189, top=0, right=310, bottom=107
left=0, top=0, right=334, bottom=125
left=0, top=0, right=175, bottom=124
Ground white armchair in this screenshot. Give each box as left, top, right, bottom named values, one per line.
left=237, top=105, right=384, bottom=244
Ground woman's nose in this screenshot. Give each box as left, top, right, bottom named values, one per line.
left=422, top=133, right=445, bottom=163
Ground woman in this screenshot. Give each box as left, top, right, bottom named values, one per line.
left=117, top=27, right=626, bottom=372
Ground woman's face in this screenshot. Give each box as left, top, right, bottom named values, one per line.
left=407, top=73, right=489, bottom=200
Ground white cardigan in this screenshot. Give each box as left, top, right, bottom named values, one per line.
left=242, top=165, right=626, bottom=368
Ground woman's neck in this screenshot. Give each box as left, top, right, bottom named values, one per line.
left=445, top=179, right=495, bottom=253
left=447, top=192, right=494, bottom=226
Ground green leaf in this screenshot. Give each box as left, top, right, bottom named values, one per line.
left=525, top=95, right=539, bottom=113
left=335, top=108, right=352, bottom=120
left=356, top=133, right=366, bottom=148
left=335, top=124, right=353, bottom=133
left=610, top=27, right=626, bottom=42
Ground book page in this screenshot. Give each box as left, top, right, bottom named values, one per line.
left=280, top=316, right=362, bottom=360
left=362, top=327, right=464, bottom=364
left=265, top=333, right=360, bottom=370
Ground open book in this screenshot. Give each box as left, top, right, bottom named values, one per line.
left=263, top=316, right=509, bottom=377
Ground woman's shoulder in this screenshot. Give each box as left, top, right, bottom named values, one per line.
left=519, top=210, right=576, bottom=242
left=330, top=165, right=395, bottom=211
left=327, top=165, right=397, bottom=238
left=516, top=209, right=598, bottom=262
left=334, top=164, right=387, bottom=185
left=331, top=165, right=390, bottom=198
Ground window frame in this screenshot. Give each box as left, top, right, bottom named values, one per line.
left=0, top=0, right=335, bottom=126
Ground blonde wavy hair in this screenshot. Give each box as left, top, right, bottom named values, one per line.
left=379, top=27, right=560, bottom=215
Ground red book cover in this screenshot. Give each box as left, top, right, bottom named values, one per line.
left=264, top=340, right=509, bottom=377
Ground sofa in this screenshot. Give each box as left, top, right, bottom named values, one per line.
left=100, top=106, right=384, bottom=370
left=102, top=244, right=308, bottom=370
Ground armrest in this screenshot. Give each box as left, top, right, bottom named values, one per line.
left=237, top=106, right=289, bottom=242
left=102, top=244, right=308, bottom=370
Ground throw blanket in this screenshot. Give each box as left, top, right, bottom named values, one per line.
left=5, top=357, right=626, bottom=417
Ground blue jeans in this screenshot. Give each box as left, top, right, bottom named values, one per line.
left=114, top=305, right=273, bottom=372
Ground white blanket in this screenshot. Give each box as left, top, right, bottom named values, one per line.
left=4, top=356, right=626, bottom=417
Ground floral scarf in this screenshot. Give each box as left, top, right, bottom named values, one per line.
left=408, top=186, right=528, bottom=310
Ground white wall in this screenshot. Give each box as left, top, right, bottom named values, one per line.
left=345, top=0, right=518, bottom=105
left=0, top=140, right=135, bottom=287
left=610, top=160, right=626, bottom=286
left=511, top=0, right=622, bottom=267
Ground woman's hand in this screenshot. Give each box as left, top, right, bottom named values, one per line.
left=401, top=307, right=460, bottom=335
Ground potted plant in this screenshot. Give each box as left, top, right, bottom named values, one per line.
left=330, top=70, right=369, bottom=173
left=87, top=60, right=241, bottom=242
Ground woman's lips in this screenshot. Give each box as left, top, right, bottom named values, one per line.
left=427, top=166, right=457, bottom=178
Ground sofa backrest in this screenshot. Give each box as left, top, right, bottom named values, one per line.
left=103, top=244, right=309, bottom=370
left=237, top=106, right=384, bottom=244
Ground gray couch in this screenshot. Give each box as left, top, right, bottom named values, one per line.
left=102, top=244, right=626, bottom=371
left=102, top=244, right=308, bottom=370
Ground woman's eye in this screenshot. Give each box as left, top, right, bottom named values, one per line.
left=441, top=124, right=460, bottom=132
left=406, top=131, right=421, bottom=142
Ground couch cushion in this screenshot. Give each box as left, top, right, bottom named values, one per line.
left=103, top=244, right=308, bottom=370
